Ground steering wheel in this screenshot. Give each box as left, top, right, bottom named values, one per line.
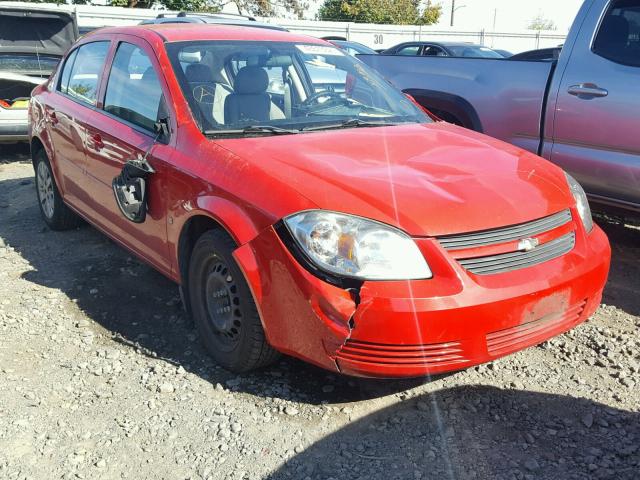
left=300, top=91, right=345, bottom=109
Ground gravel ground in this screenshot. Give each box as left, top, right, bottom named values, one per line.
left=0, top=147, right=639, bottom=480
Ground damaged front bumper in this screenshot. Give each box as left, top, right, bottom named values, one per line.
left=233, top=224, right=610, bottom=378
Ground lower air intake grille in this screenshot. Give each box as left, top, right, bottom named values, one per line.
left=486, top=299, right=587, bottom=356
left=336, top=339, right=468, bottom=367
left=459, top=232, right=576, bottom=275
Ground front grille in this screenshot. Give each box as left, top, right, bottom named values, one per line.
left=486, top=299, right=587, bottom=356
left=336, top=339, right=468, bottom=367
left=438, top=210, right=572, bottom=250
left=458, top=232, right=576, bottom=275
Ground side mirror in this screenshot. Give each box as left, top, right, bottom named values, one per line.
left=154, top=116, right=170, bottom=143
left=112, top=159, right=155, bottom=223
left=112, top=115, right=167, bottom=223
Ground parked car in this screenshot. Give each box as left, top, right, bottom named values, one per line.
left=139, top=11, right=286, bottom=31
left=30, top=24, right=610, bottom=378
left=0, top=6, right=78, bottom=142
left=361, top=0, right=640, bottom=215
left=493, top=48, right=513, bottom=58
left=325, top=40, right=378, bottom=56
left=510, top=47, right=562, bottom=62
left=381, top=41, right=505, bottom=58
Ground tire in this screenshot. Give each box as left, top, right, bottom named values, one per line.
left=188, top=229, right=280, bottom=372
left=33, top=149, right=81, bottom=231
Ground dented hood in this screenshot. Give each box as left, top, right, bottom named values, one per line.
left=0, top=7, right=78, bottom=57
left=220, top=122, right=574, bottom=237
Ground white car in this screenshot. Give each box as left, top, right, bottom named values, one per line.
left=0, top=6, right=78, bottom=143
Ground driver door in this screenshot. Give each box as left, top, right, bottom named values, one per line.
left=81, top=36, right=175, bottom=275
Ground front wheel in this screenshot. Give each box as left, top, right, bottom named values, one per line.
left=33, top=149, right=81, bottom=231
left=187, top=229, right=279, bottom=373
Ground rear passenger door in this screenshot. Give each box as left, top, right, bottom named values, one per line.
left=46, top=41, right=110, bottom=208
left=82, top=36, right=175, bottom=275
left=550, top=0, right=640, bottom=207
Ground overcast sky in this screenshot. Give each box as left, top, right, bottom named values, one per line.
left=303, top=0, right=585, bottom=32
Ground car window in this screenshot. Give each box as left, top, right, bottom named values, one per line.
left=167, top=41, right=429, bottom=133
left=59, top=49, right=78, bottom=94
left=593, top=0, right=640, bottom=67
left=104, top=42, right=164, bottom=132
left=63, top=42, right=110, bottom=106
left=423, top=46, right=445, bottom=57
left=396, top=45, right=421, bottom=56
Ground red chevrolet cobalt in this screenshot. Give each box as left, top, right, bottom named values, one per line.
left=29, top=25, right=610, bottom=377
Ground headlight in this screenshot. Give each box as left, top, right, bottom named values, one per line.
left=284, top=211, right=432, bottom=280
left=565, top=173, right=593, bottom=233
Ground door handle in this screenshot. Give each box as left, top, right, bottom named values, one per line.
left=91, top=133, right=104, bottom=151
left=568, top=83, right=608, bottom=98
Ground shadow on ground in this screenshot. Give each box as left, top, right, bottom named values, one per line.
left=269, top=386, right=639, bottom=480
left=596, top=215, right=640, bottom=317
left=0, top=173, right=429, bottom=403
left=0, top=142, right=30, bottom=163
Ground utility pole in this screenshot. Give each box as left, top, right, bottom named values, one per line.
left=451, top=0, right=455, bottom=27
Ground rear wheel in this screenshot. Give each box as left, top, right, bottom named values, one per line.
left=33, top=149, right=81, bottom=231
left=188, top=229, right=279, bottom=372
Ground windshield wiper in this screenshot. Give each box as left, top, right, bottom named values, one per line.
left=301, top=118, right=394, bottom=132
left=204, top=125, right=300, bottom=137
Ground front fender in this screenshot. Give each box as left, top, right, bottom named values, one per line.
left=193, top=195, right=263, bottom=246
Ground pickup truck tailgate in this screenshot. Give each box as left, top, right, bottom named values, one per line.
left=359, top=55, right=553, bottom=154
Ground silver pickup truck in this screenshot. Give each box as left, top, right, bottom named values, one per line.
left=360, top=0, right=640, bottom=215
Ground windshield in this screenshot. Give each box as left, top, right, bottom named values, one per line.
left=446, top=45, right=503, bottom=58
left=0, top=54, right=60, bottom=75
left=166, top=40, right=429, bottom=135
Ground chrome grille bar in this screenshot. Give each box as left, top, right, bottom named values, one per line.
left=459, top=232, right=575, bottom=275
left=437, top=210, right=572, bottom=250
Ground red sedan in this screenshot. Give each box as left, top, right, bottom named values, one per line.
left=29, top=24, right=610, bottom=378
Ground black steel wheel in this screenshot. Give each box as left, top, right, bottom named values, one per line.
left=187, top=229, right=279, bottom=372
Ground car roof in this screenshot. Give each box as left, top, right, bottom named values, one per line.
left=393, top=41, right=485, bottom=48
left=87, top=23, right=324, bottom=44
left=140, top=15, right=286, bottom=31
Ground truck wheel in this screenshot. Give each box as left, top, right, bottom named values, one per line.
left=33, top=149, right=82, bottom=231
left=188, top=229, right=280, bottom=373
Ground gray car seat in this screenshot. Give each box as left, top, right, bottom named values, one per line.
left=224, top=66, right=271, bottom=124
left=185, top=63, right=219, bottom=128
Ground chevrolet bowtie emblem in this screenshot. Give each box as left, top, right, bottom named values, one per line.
left=517, top=237, right=540, bottom=252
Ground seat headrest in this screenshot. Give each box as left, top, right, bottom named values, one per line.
left=234, top=66, right=268, bottom=95
left=185, top=63, right=214, bottom=83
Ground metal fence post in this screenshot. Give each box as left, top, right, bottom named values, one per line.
left=346, top=22, right=351, bottom=40
left=480, top=28, right=485, bottom=45
left=536, top=31, right=540, bottom=49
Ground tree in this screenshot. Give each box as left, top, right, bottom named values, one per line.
left=528, top=13, right=557, bottom=31
left=318, top=0, right=442, bottom=25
